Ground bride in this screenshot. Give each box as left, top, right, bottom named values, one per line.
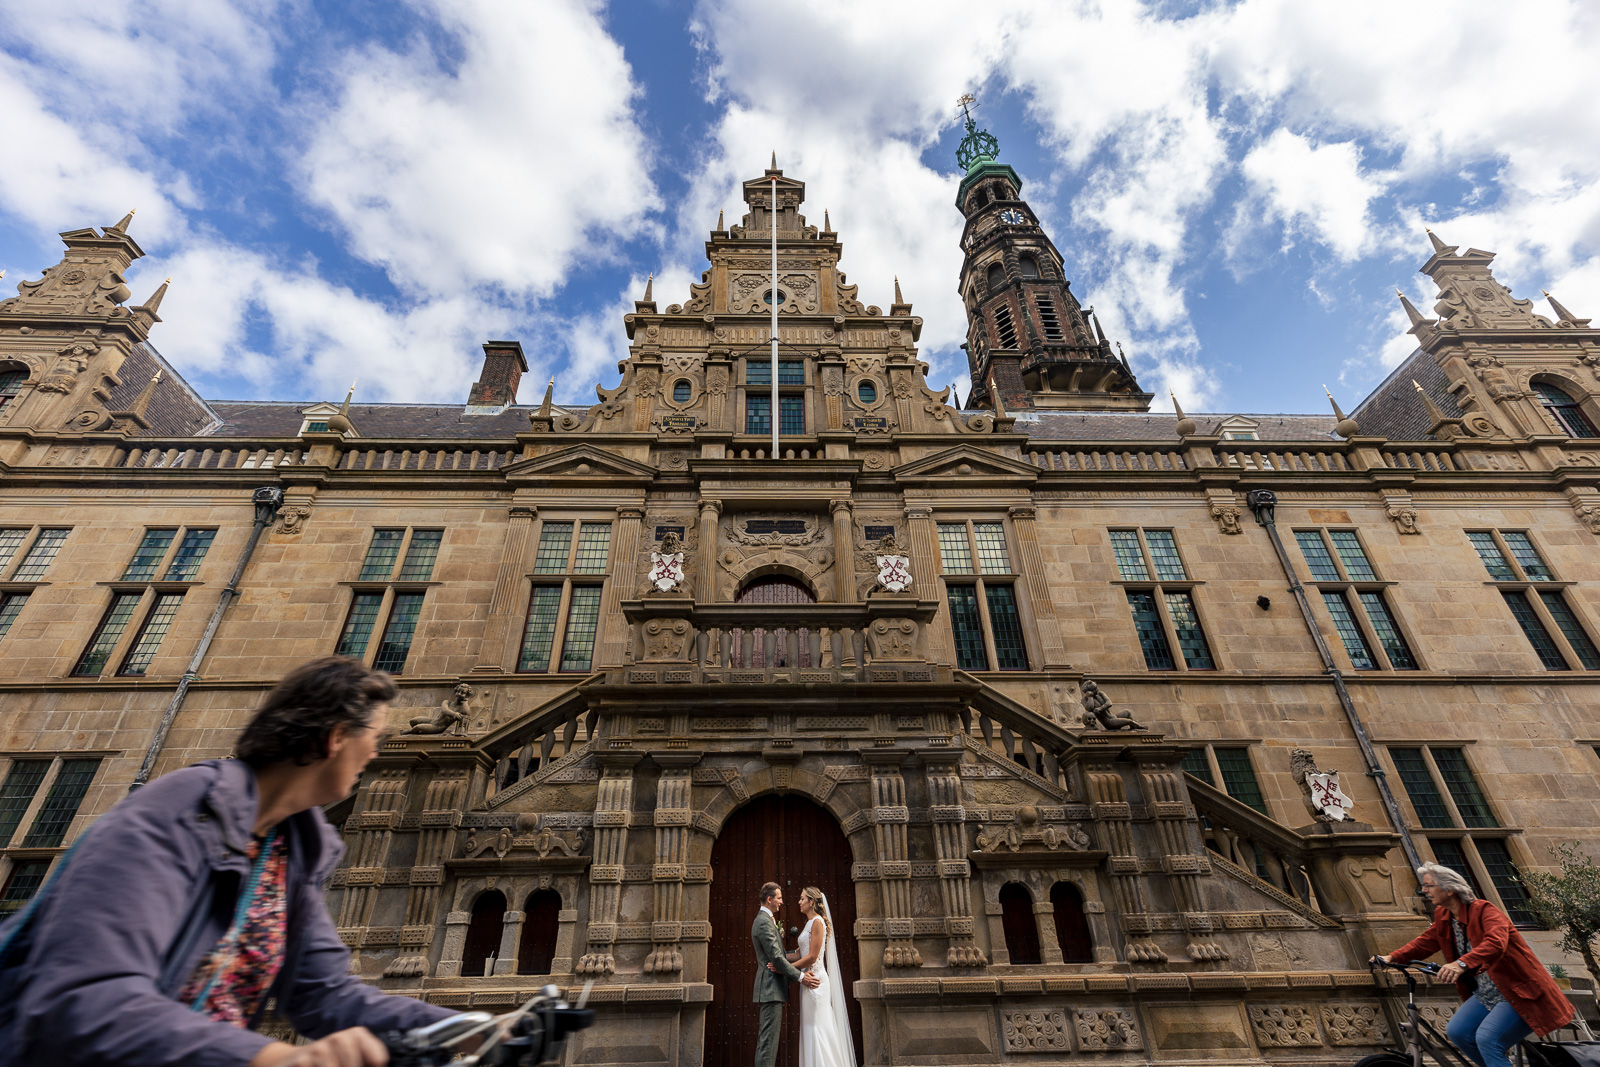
left=785, top=886, right=857, bottom=1067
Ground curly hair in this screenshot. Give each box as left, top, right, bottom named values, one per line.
left=235, top=657, right=396, bottom=768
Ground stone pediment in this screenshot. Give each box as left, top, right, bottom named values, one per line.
left=893, top=445, right=1040, bottom=487
left=502, top=444, right=657, bottom=485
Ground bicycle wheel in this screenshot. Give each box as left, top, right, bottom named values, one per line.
left=1353, top=1053, right=1412, bottom=1067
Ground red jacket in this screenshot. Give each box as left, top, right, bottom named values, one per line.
left=1391, top=899, right=1574, bottom=1037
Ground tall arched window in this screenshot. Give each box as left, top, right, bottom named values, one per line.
left=0, top=366, right=27, bottom=410
left=461, top=889, right=507, bottom=977
left=1050, top=881, right=1094, bottom=962
left=1534, top=381, right=1599, bottom=438
left=518, top=889, right=562, bottom=975
left=999, top=882, right=1041, bottom=964
left=1018, top=255, right=1040, bottom=279
left=734, top=574, right=816, bottom=668
left=986, top=263, right=1005, bottom=293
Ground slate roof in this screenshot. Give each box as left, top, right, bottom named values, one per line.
left=1351, top=348, right=1463, bottom=441
left=204, top=401, right=567, bottom=439
left=1011, top=410, right=1341, bottom=442
left=110, top=343, right=223, bottom=437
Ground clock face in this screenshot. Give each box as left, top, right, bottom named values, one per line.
left=999, top=209, right=1026, bottom=225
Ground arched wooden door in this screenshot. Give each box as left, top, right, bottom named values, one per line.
left=706, top=794, right=861, bottom=1067
left=735, top=576, right=816, bottom=667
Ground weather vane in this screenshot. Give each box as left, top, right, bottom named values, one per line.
left=956, top=93, right=978, bottom=128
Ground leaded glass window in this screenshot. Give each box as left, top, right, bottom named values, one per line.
left=22, top=758, right=100, bottom=848
left=572, top=524, right=611, bottom=574
left=359, top=529, right=405, bottom=580
left=1214, top=748, right=1267, bottom=814
left=0, top=761, right=49, bottom=847
left=1144, top=531, right=1186, bottom=580
left=1390, top=748, right=1453, bottom=829
left=118, top=593, right=184, bottom=676
left=533, top=523, right=574, bottom=574
left=744, top=394, right=771, bottom=435
left=1109, top=530, right=1148, bottom=580
left=336, top=593, right=385, bottom=658
left=1322, top=591, right=1376, bottom=669
left=974, top=523, right=1011, bottom=573
left=985, top=585, right=1027, bottom=670
left=1296, top=531, right=1340, bottom=581
left=0, top=860, right=51, bottom=917
left=1501, top=532, right=1554, bottom=581
left=12, top=529, right=69, bottom=581
left=396, top=529, right=443, bottom=580
left=558, top=587, right=603, bottom=672
left=1430, top=748, right=1498, bottom=828
left=1126, top=591, right=1175, bottom=670
left=938, top=524, right=974, bottom=574
left=778, top=395, right=805, bottom=435
left=947, top=585, right=988, bottom=671
left=1466, top=532, right=1516, bottom=580
left=0, top=593, right=27, bottom=642
left=1179, top=749, right=1214, bottom=786
left=0, top=529, right=27, bottom=574
left=1359, top=592, right=1417, bottom=669
left=1503, top=591, right=1568, bottom=670
left=1475, top=838, right=1537, bottom=925
left=1329, top=530, right=1376, bottom=580
left=518, top=587, right=563, bottom=672
left=73, top=593, right=143, bottom=676
left=1538, top=591, right=1600, bottom=669
left=1164, top=591, right=1213, bottom=669
left=162, top=529, right=215, bottom=581
left=373, top=593, right=425, bottom=673
left=121, top=529, right=176, bottom=581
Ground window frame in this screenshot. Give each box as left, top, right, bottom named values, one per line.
left=739, top=358, right=810, bottom=442
left=0, top=754, right=105, bottom=914
left=515, top=516, right=614, bottom=675
left=1293, top=527, right=1420, bottom=671
left=68, top=526, right=214, bottom=679
left=1108, top=528, right=1217, bottom=672
left=1532, top=380, right=1600, bottom=439
left=935, top=517, right=1033, bottom=673
left=336, top=527, right=449, bottom=675
left=1466, top=529, right=1599, bottom=671
left=1383, top=743, right=1536, bottom=926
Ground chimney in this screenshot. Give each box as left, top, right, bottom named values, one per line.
left=466, top=340, right=527, bottom=412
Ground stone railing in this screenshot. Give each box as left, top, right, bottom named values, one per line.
left=1213, top=442, right=1352, bottom=473
left=1186, top=774, right=1319, bottom=908
left=951, top=670, right=1077, bottom=794
left=336, top=445, right=517, bottom=470
left=1027, top=445, right=1188, bottom=472
left=113, top=441, right=307, bottom=469
left=1378, top=444, right=1459, bottom=471
left=621, top=597, right=941, bottom=679
left=477, top=677, right=602, bottom=798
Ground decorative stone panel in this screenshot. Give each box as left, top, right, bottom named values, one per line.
left=1322, top=1005, right=1393, bottom=1046
left=1249, top=1005, right=1324, bottom=1047
left=1002, top=1010, right=1071, bottom=1053
left=1075, top=1009, right=1143, bottom=1051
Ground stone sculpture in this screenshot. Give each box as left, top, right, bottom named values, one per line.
left=1079, top=679, right=1143, bottom=731
left=405, top=682, right=472, bottom=735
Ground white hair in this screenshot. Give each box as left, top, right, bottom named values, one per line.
left=1416, top=863, right=1477, bottom=903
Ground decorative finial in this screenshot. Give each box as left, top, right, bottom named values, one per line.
left=326, top=379, right=356, bottom=434
left=955, top=94, right=999, bottom=172
left=1172, top=392, right=1197, bottom=437
left=1543, top=289, right=1590, bottom=327
left=539, top=378, right=554, bottom=417
left=823, top=209, right=831, bottom=233
left=1411, top=379, right=1449, bottom=426
left=1426, top=228, right=1450, bottom=254
left=141, top=276, right=171, bottom=314
left=109, top=208, right=136, bottom=233
left=716, top=208, right=724, bottom=231
left=1397, top=289, right=1431, bottom=330
left=643, top=273, right=653, bottom=302
left=894, top=276, right=903, bottom=304
left=771, top=149, right=777, bottom=170
left=1325, top=386, right=1359, bottom=438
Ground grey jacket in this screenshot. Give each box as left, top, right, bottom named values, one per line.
left=751, top=908, right=802, bottom=1003
left=0, top=758, right=453, bottom=1067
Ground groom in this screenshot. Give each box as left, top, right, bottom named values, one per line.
left=751, top=882, right=819, bottom=1067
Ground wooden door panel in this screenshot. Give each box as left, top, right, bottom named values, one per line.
left=707, top=795, right=861, bottom=1067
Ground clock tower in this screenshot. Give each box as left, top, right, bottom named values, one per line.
left=954, top=105, right=1151, bottom=412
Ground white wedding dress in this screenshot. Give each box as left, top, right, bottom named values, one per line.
left=797, top=909, right=856, bottom=1067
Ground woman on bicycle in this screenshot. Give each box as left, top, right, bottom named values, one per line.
left=0, top=657, right=462, bottom=1067
left=1377, top=862, right=1573, bottom=1067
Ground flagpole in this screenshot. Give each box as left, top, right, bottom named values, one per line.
left=770, top=173, right=779, bottom=459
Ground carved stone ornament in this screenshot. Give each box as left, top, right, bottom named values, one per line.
left=648, top=547, right=686, bottom=592
left=1078, top=678, right=1143, bottom=731
left=1321, top=1005, right=1393, bottom=1047
left=1249, top=1005, right=1323, bottom=1047
left=275, top=504, right=311, bottom=535
left=866, top=618, right=918, bottom=659
left=1003, top=1010, right=1071, bottom=1053
left=975, top=805, right=1090, bottom=853
left=1568, top=489, right=1600, bottom=534
left=874, top=550, right=912, bottom=592
left=1388, top=503, right=1420, bottom=534
left=404, top=682, right=473, bottom=736
left=1291, top=749, right=1353, bottom=822
left=1467, top=354, right=1522, bottom=401
left=1075, top=1009, right=1143, bottom=1051
left=641, top=617, right=691, bottom=660
left=1212, top=503, right=1243, bottom=535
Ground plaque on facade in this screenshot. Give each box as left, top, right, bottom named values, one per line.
left=661, top=414, right=697, bottom=431
left=854, top=416, right=889, bottom=431
left=655, top=525, right=685, bottom=541
left=744, top=519, right=807, bottom=535
left=863, top=525, right=896, bottom=542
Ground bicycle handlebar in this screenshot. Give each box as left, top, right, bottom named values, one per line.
left=1370, top=957, right=1442, bottom=976
left=380, top=987, right=595, bottom=1067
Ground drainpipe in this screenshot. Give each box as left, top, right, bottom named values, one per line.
left=1244, top=489, right=1423, bottom=872
left=131, top=486, right=283, bottom=790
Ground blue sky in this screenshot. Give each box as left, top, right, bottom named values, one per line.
left=3, top=0, right=1599, bottom=417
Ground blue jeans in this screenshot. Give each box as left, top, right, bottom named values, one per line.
left=1446, top=996, right=1533, bottom=1067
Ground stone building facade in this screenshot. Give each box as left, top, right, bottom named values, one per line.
left=1, top=129, right=1599, bottom=1066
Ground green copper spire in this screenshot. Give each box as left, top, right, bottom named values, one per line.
left=955, top=94, right=999, bottom=172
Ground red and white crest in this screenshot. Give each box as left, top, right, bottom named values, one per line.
left=648, top=551, right=685, bottom=593
left=875, top=554, right=912, bottom=593
left=1307, top=772, right=1354, bottom=821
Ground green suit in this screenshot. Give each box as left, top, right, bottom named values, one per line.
left=751, top=907, right=803, bottom=1067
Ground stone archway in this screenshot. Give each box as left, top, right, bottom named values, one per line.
left=705, top=793, right=861, bottom=1067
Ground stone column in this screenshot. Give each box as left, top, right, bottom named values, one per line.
left=390, top=770, right=468, bottom=978
left=866, top=753, right=920, bottom=968
left=598, top=507, right=645, bottom=667
left=495, top=909, right=525, bottom=976
left=644, top=753, right=699, bottom=974
left=336, top=769, right=407, bottom=931
left=1008, top=506, right=1068, bottom=669
left=904, top=507, right=952, bottom=664
left=577, top=752, right=643, bottom=977
left=1084, top=757, right=1165, bottom=964
left=474, top=505, right=537, bottom=673
left=696, top=500, right=722, bottom=602
left=1036, top=899, right=1063, bottom=965
left=1138, top=756, right=1226, bottom=962
left=831, top=499, right=856, bottom=604
left=436, top=909, right=473, bottom=979
left=922, top=756, right=985, bottom=966
left=552, top=903, right=580, bottom=974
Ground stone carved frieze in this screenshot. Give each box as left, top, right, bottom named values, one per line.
left=1003, top=1010, right=1071, bottom=1053
left=1248, top=1005, right=1323, bottom=1047
left=1321, top=1005, right=1393, bottom=1046
left=1075, top=1009, right=1142, bottom=1051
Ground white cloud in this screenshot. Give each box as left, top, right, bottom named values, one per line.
left=1239, top=131, right=1385, bottom=261
left=299, top=0, right=661, bottom=299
